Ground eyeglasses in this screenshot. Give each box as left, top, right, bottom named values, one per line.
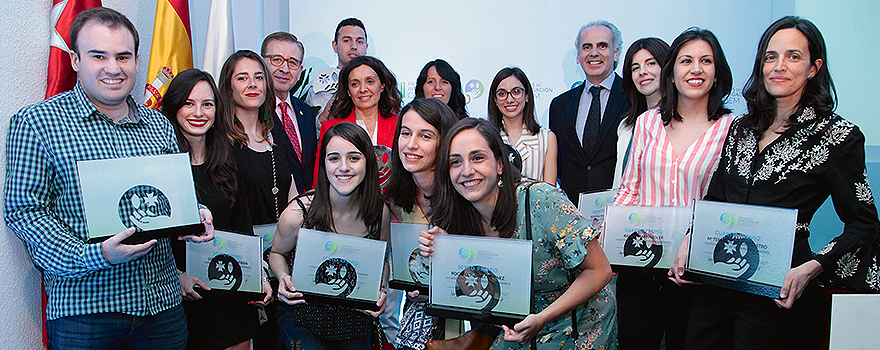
left=495, top=87, right=525, bottom=100
left=263, top=54, right=302, bottom=69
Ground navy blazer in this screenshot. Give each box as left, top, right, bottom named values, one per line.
left=271, top=96, right=318, bottom=194
left=549, top=74, right=630, bottom=203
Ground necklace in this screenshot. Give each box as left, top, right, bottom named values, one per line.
left=268, top=144, right=279, bottom=219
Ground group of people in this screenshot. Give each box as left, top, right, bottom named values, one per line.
left=5, top=6, right=880, bottom=350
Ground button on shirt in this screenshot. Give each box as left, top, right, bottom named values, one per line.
left=4, top=84, right=181, bottom=320
left=575, top=73, right=616, bottom=145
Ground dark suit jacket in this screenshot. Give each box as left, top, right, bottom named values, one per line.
left=549, top=74, right=630, bottom=203
left=271, top=96, right=317, bottom=194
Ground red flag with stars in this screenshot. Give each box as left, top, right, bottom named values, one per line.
left=46, top=0, right=102, bottom=98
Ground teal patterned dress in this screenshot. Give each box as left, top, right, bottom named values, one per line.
left=490, top=182, right=618, bottom=350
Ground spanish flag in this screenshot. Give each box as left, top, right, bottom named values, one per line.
left=143, top=0, right=193, bottom=109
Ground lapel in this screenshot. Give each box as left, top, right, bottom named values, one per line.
left=563, top=83, right=588, bottom=160
left=292, top=98, right=317, bottom=158
left=585, top=74, right=626, bottom=161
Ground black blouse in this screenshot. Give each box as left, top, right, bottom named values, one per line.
left=235, top=144, right=292, bottom=225
left=705, top=107, right=880, bottom=291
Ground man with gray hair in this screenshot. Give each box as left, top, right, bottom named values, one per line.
left=549, top=20, right=630, bottom=203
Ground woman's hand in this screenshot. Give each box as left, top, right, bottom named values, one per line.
left=418, top=226, right=447, bottom=257
left=502, top=313, right=549, bottom=345
left=668, top=234, right=696, bottom=285
left=250, top=277, right=275, bottom=307
left=179, top=272, right=209, bottom=301
left=406, top=289, right=428, bottom=302
left=359, top=289, right=387, bottom=318
left=775, top=260, right=823, bottom=309
left=277, top=275, right=306, bottom=305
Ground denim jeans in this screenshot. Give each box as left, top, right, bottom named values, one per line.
left=47, top=305, right=187, bottom=350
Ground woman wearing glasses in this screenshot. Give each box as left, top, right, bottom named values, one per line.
left=488, top=67, right=558, bottom=183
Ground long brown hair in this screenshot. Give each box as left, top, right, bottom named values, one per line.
left=327, top=56, right=402, bottom=119
left=218, top=50, right=277, bottom=146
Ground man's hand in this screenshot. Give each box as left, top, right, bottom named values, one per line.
left=101, top=227, right=157, bottom=265
left=180, top=208, right=215, bottom=243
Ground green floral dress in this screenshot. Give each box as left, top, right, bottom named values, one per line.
left=490, top=182, right=618, bottom=350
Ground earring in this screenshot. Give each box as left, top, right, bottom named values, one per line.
left=498, top=178, right=504, bottom=188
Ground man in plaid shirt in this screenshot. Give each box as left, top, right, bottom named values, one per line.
left=4, top=8, right=213, bottom=349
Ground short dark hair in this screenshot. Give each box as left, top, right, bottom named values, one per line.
left=742, top=16, right=835, bottom=136
left=622, top=37, right=670, bottom=128
left=658, top=28, right=732, bottom=125
left=488, top=67, right=540, bottom=135
left=386, top=98, right=459, bottom=214
left=414, top=59, right=468, bottom=118
left=261, top=31, right=305, bottom=58
left=334, top=18, right=367, bottom=43
left=327, top=55, right=402, bottom=119
left=432, top=118, right=521, bottom=238
left=304, top=122, right=383, bottom=234
left=70, top=7, right=139, bottom=55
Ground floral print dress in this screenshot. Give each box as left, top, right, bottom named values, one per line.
left=490, top=182, right=618, bottom=350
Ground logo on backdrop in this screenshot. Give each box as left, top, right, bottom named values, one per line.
left=713, top=233, right=760, bottom=280
left=464, top=79, right=484, bottom=104
left=455, top=266, right=501, bottom=311
left=315, top=257, right=357, bottom=297
left=117, top=184, right=171, bottom=231
left=208, top=254, right=243, bottom=291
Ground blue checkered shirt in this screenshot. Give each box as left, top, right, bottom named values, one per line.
left=5, top=84, right=182, bottom=320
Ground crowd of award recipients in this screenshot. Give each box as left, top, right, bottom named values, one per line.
left=6, top=6, right=880, bottom=350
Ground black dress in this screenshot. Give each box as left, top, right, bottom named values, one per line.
left=687, top=107, right=880, bottom=349
left=172, top=163, right=259, bottom=350
left=235, top=145, right=293, bottom=225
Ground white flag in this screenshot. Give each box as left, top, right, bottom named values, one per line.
left=202, top=0, right=234, bottom=83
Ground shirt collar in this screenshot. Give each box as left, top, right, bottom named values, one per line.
left=72, top=83, right=145, bottom=124
left=275, top=93, right=292, bottom=109
left=588, top=72, right=616, bottom=91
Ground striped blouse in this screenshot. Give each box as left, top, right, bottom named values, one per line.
left=613, top=108, right=734, bottom=207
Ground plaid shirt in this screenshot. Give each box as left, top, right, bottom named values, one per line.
left=5, top=84, right=182, bottom=320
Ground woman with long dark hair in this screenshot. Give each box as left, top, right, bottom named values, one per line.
left=420, top=118, right=617, bottom=349
left=163, top=68, right=270, bottom=350
left=385, top=98, right=457, bottom=350
left=270, top=122, right=390, bottom=349
left=687, top=16, right=880, bottom=349
left=613, top=37, right=670, bottom=188
left=414, top=59, right=469, bottom=118
left=611, top=28, right=735, bottom=350
left=487, top=67, right=558, bottom=182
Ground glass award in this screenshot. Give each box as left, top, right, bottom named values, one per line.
left=77, top=153, right=203, bottom=243
left=185, top=230, right=264, bottom=300
left=602, top=205, right=692, bottom=270
left=253, top=223, right=277, bottom=278
left=426, top=234, right=533, bottom=326
left=687, top=200, right=797, bottom=298
left=389, top=222, right=431, bottom=293
left=578, top=189, right=617, bottom=232
left=290, top=229, right=388, bottom=311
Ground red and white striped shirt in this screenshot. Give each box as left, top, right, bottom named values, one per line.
left=613, top=108, right=734, bottom=207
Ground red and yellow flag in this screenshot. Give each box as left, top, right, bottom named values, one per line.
left=143, top=0, right=193, bottom=109
left=46, top=0, right=102, bottom=98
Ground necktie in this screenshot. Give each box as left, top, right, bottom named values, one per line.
left=582, top=85, right=602, bottom=152
left=279, top=102, right=302, bottom=162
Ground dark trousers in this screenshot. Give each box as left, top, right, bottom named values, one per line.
left=616, top=271, right=693, bottom=350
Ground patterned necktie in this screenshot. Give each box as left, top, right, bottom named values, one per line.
left=279, top=101, right=302, bottom=162
left=582, top=85, right=603, bottom=152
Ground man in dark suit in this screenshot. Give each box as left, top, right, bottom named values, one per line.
left=262, top=32, right=318, bottom=194
left=550, top=20, right=630, bottom=203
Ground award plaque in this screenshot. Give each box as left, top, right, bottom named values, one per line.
left=253, top=223, right=277, bottom=278
left=186, top=230, right=264, bottom=300
left=77, top=153, right=203, bottom=244
left=687, top=200, right=797, bottom=298
left=602, top=205, right=692, bottom=270
left=426, top=234, right=532, bottom=326
left=389, top=222, right=431, bottom=293
left=578, top=189, right=617, bottom=232
left=290, top=229, right=387, bottom=311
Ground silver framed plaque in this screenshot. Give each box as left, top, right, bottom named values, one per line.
left=578, top=189, right=617, bottom=232
left=687, top=200, right=797, bottom=298
left=77, top=153, right=203, bottom=243
left=426, top=234, right=533, bottom=326
left=290, top=229, right=388, bottom=311
left=185, top=230, right=264, bottom=300
left=388, top=222, right=431, bottom=293
left=603, top=205, right=692, bottom=270
left=253, top=223, right=277, bottom=278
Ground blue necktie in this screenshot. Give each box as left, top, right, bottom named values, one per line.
left=582, top=85, right=603, bottom=152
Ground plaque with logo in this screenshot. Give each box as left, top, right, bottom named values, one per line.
left=77, top=153, right=204, bottom=244
left=389, top=222, right=431, bottom=293
left=602, top=205, right=692, bottom=270
left=253, top=224, right=278, bottom=278
left=687, top=200, right=797, bottom=298
left=426, top=234, right=533, bottom=326
left=186, top=230, right=264, bottom=300
left=290, top=229, right=388, bottom=311
left=578, top=189, right=617, bottom=234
